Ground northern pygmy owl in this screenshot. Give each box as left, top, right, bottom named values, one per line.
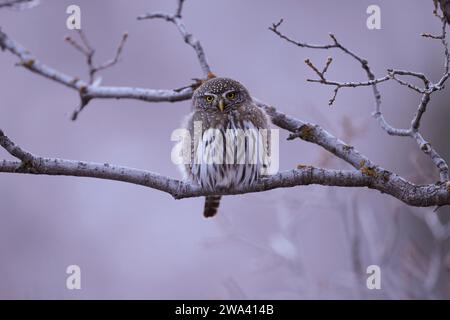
left=178, top=77, right=271, bottom=218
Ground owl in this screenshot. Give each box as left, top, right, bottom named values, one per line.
left=178, top=77, right=271, bottom=218
left=434, top=0, right=450, bottom=22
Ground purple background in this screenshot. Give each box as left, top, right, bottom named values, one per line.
left=1, top=0, right=449, bottom=299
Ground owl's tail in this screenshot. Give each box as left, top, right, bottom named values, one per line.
left=203, top=195, right=221, bottom=218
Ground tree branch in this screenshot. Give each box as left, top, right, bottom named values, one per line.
left=137, top=0, right=212, bottom=78
left=65, top=30, right=128, bottom=84
left=0, top=0, right=33, bottom=9
left=1, top=129, right=450, bottom=206
left=270, top=17, right=450, bottom=182
left=0, top=28, right=193, bottom=119
left=63, top=30, right=129, bottom=119
left=1, top=1, right=450, bottom=209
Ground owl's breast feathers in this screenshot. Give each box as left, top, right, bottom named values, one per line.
left=180, top=102, right=271, bottom=191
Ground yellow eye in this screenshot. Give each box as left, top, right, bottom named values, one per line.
left=226, top=92, right=236, bottom=100
left=205, top=95, right=214, bottom=103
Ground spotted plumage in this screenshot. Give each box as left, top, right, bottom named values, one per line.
left=178, top=77, right=271, bottom=218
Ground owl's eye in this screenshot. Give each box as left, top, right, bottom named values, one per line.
left=205, top=95, right=214, bottom=103
left=226, top=92, right=236, bottom=100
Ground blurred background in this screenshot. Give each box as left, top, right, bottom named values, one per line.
left=1, top=0, right=450, bottom=299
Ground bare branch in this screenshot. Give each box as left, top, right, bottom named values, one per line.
left=62, top=30, right=129, bottom=119
left=175, top=0, right=186, bottom=18
left=0, top=28, right=192, bottom=106
left=269, top=19, right=338, bottom=50
left=65, top=30, right=129, bottom=85
left=137, top=0, right=212, bottom=78
left=270, top=17, right=450, bottom=182
left=269, top=20, right=402, bottom=133
left=95, top=33, right=128, bottom=73
left=1, top=128, right=450, bottom=206
left=387, top=69, right=430, bottom=93
left=1, top=1, right=450, bottom=209
left=0, top=0, right=33, bottom=9
left=303, top=57, right=390, bottom=106
left=65, top=33, right=91, bottom=57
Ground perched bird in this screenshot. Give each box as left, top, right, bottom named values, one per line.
left=434, top=0, right=450, bottom=23
left=178, top=77, right=271, bottom=218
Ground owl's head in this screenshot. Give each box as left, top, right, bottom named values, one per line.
left=192, top=77, right=252, bottom=113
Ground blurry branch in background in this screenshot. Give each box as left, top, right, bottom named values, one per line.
left=0, top=0, right=36, bottom=9
left=415, top=208, right=450, bottom=294
left=270, top=17, right=450, bottom=183
left=1, top=0, right=450, bottom=207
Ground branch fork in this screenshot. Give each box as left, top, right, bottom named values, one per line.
left=1, top=1, right=450, bottom=207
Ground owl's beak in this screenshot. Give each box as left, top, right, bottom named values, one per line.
left=218, top=99, right=225, bottom=112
